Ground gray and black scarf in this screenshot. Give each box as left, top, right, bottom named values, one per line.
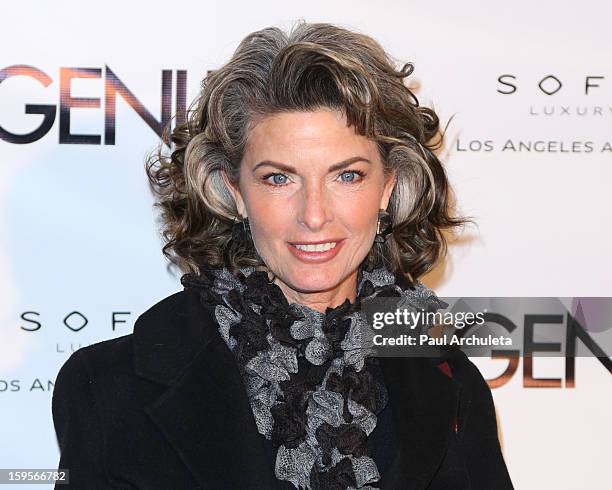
left=181, top=263, right=445, bottom=489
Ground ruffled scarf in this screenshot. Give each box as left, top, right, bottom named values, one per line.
left=180, top=263, right=445, bottom=489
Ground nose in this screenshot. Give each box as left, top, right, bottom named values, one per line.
left=296, top=181, right=333, bottom=232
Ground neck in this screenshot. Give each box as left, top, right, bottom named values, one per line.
left=268, top=268, right=360, bottom=314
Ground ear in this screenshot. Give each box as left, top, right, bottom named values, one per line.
left=221, top=170, right=248, bottom=218
left=379, top=168, right=397, bottom=210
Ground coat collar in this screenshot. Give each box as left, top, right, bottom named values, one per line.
left=133, top=286, right=460, bottom=489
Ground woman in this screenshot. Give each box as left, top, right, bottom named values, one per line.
left=52, top=21, right=514, bottom=489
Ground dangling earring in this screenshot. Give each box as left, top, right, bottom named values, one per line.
left=231, top=216, right=251, bottom=243
left=374, top=208, right=393, bottom=243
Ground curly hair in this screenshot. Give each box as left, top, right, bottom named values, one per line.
left=145, top=20, right=474, bottom=284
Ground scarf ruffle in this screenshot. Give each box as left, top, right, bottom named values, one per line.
left=181, top=263, right=446, bottom=489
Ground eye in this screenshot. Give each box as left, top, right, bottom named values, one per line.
left=338, top=169, right=366, bottom=183
left=262, top=173, right=290, bottom=186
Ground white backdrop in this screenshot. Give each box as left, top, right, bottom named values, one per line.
left=1, top=1, right=610, bottom=488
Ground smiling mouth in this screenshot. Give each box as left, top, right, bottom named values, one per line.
left=286, top=239, right=345, bottom=263
left=291, top=242, right=339, bottom=252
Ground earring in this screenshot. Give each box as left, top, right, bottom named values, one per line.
left=374, top=209, right=393, bottom=243
left=231, top=216, right=251, bottom=243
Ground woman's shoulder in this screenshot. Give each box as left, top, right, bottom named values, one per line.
left=53, top=333, right=133, bottom=395
left=54, top=287, right=210, bottom=390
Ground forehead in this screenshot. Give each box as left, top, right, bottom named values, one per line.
left=244, top=109, right=374, bottom=162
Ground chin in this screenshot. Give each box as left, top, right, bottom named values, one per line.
left=286, top=266, right=343, bottom=293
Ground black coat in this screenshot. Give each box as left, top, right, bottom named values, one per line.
left=52, top=285, right=514, bottom=489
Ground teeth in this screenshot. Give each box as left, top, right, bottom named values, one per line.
left=294, top=242, right=337, bottom=252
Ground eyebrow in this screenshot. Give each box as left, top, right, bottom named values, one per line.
left=252, top=156, right=372, bottom=174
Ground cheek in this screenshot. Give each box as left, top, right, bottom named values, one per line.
left=246, top=195, right=290, bottom=247
left=336, top=192, right=380, bottom=233
left=350, top=213, right=377, bottom=237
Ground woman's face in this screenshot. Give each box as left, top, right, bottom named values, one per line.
left=225, top=108, right=396, bottom=310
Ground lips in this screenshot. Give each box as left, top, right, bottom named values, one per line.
left=288, top=238, right=344, bottom=245
left=287, top=239, right=345, bottom=264
left=293, top=242, right=337, bottom=252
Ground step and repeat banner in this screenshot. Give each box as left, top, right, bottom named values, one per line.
left=1, top=1, right=610, bottom=489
